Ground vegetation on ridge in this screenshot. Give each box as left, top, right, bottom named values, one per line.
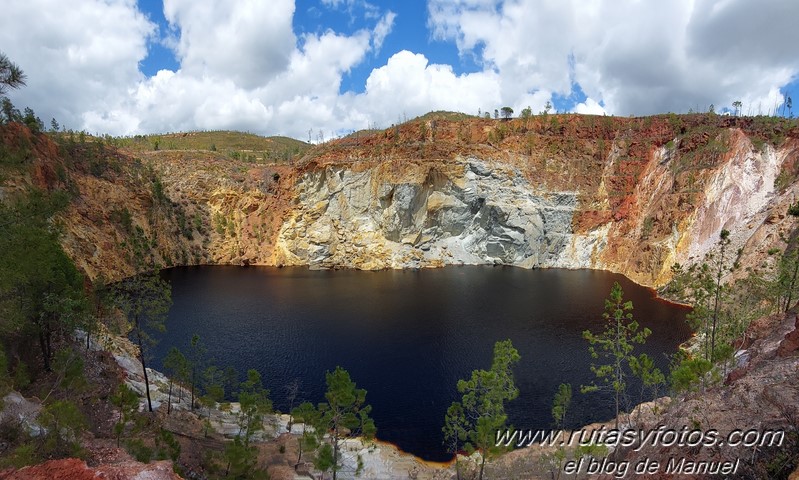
left=116, top=130, right=310, bottom=164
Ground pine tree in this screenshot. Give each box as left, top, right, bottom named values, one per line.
left=162, top=346, right=188, bottom=414
left=314, top=366, right=376, bottom=480
left=113, top=273, right=171, bottom=412
left=0, top=52, right=26, bottom=96
left=187, top=333, right=206, bottom=411
left=290, top=401, right=321, bottom=468
left=582, top=282, right=654, bottom=433
left=111, top=383, right=139, bottom=447
left=443, top=340, right=520, bottom=480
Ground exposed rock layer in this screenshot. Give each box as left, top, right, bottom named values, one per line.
left=4, top=115, right=799, bottom=288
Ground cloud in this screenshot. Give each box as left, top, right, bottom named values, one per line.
left=573, top=98, right=606, bottom=116
left=372, top=11, right=396, bottom=52
left=427, top=0, right=799, bottom=116
left=162, top=0, right=297, bottom=90
left=321, top=0, right=383, bottom=21
left=353, top=50, right=500, bottom=126
left=0, top=0, right=154, bottom=129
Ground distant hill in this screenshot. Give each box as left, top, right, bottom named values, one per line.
left=116, top=130, right=311, bottom=163
left=413, top=110, right=477, bottom=122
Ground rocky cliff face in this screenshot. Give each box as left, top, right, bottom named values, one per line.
left=4, top=114, right=797, bottom=288
left=263, top=117, right=799, bottom=288
left=272, top=158, right=603, bottom=270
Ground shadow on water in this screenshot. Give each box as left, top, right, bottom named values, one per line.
left=154, top=265, right=691, bottom=462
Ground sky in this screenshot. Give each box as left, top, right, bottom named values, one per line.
left=2, top=0, right=798, bottom=141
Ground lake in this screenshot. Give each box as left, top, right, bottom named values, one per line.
left=153, top=265, right=690, bottom=462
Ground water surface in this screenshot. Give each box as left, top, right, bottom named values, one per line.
left=154, top=265, right=690, bottom=461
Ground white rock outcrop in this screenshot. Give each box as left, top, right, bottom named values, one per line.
left=275, top=158, right=604, bottom=270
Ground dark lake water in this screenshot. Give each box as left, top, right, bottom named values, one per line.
left=153, top=265, right=690, bottom=462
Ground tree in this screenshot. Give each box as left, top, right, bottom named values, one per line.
left=500, top=106, right=514, bottom=119
left=494, top=109, right=499, bottom=119
left=551, top=383, right=572, bottom=429
left=187, top=333, right=207, bottom=411
left=315, top=366, right=376, bottom=480
left=788, top=96, right=793, bottom=117
left=520, top=106, right=532, bottom=119
left=628, top=353, right=665, bottom=423
left=542, top=101, right=553, bottom=115
left=84, top=274, right=112, bottom=351
left=154, top=428, right=181, bottom=462
left=670, top=353, right=713, bottom=394
left=42, top=347, right=87, bottom=403
left=22, top=107, right=43, bottom=133
left=540, top=383, right=573, bottom=480
left=709, top=229, right=730, bottom=361
left=443, top=340, right=520, bottom=480
left=40, top=399, right=86, bottom=457
left=669, top=262, right=718, bottom=362
left=667, top=230, right=774, bottom=390
left=284, top=378, right=301, bottom=431
left=732, top=101, right=742, bottom=117
left=0, top=189, right=86, bottom=372
left=291, top=401, right=322, bottom=468
left=218, top=369, right=271, bottom=479
left=200, top=364, right=233, bottom=436
left=236, top=369, right=272, bottom=442
left=1, top=97, right=22, bottom=123
left=223, top=436, right=265, bottom=479
left=670, top=230, right=733, bottom=363
left=443, top=402, right=468, bottom=480
left=113, top=273, right=172, bottom=412
left=582, top=282, right=654, bottom=433
left=0, top=344, right=10, bottom=398
left=111, top=383, right=140, bottom=447
left=0, top=52, right=26, bottom=96
left=163, top=346, right=188, bottom=414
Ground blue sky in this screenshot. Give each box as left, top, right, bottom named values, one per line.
left=138, top=0, right=179, bottom=75
left=294, top=1, right=482, bottom=95
left=2, top=0, right=798, bottom=139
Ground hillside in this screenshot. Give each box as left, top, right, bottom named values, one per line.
left=115, top=130, right=310, bottom=163
left=3, top=113, right=798, bottom=287
left=15, top=112, right=793, bottom=289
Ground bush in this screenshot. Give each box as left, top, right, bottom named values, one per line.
left=126, top=438, right=153, bottom=463
left=670, top=356, right=714, bottom=393
left=155, top=429, right=181, bottom=461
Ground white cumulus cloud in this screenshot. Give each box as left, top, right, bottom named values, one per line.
left=0, top=0, right=154, bottom=130
left=428, top=0, right=799, bottom=116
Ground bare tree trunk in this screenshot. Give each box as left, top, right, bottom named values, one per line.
left=136, top=326, right=153, bottom=412
left=190, top=367, right=196, bottom=411
left=38, top=329, right=51, bottom=372
left=333, top=427, right=339, bottom=480
left=167, top=380, right=173, bottom=415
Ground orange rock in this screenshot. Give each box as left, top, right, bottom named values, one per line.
left=777, top=315, right=799, bottom=357
left=0, top=458, right=182, bottom=480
